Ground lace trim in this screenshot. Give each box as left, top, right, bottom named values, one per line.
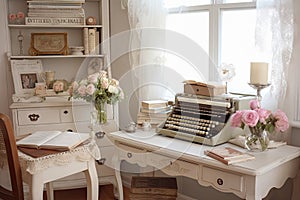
left=18, top=140, right=101, bottom=174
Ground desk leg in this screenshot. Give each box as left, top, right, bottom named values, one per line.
left=113, top=153, right=124, bottom=200
left=84, top=160, right=99, bottom=200
left=45, top=182, right=54, bottom=200
left=292, top=169, right=300, bottom=200
left=31, top=174, right=44, bottom=200
left=245, top=194, right=261, bottom=200
left=244, top=176, right=261, bottom=200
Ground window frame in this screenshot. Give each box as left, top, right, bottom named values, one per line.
left=167, top=1, right=256, bottom=81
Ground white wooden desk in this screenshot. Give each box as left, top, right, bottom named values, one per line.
left=108, top=130, right=300, bottom=200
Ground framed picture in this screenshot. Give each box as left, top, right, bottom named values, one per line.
left=29, top=32, right=68, bottom=56
left=11, top=59, right=43, bottom=94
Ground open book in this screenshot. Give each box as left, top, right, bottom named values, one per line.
left=204, top=147, right=255, bottom=165
left=16, top=131, right=90, bottom=151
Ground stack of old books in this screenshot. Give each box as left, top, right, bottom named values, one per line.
left=136, top=100, right=172, bottom=127
left=26, top=0, right=85, bottom=25
left=129, top=177, right=177, bottom=200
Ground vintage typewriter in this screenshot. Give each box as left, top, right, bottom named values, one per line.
left=156, top=93, right=253, bottom=146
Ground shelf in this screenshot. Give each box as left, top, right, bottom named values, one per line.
left=8, top=24, right=103, bottom=29
left=9, top=55, right=105, bottom=59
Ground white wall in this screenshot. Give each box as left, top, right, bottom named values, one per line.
left=109, top=0, right=140, bottom=130
left=0, top=1, right=13, bottom=117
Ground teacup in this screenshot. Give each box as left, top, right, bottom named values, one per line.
left=142, top=121, right=151, bottom=131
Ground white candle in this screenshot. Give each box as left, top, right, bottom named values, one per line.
left=250, top=62, right=269, bottom=84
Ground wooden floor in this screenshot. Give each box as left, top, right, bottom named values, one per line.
left=43, top=184, right=130, bottom=200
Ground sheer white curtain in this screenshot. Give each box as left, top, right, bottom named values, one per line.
left=123, top=0, right=172, bottom=101
left=255, top=0, right=294, bottom=110
left=255, top=0, right=294, bottom=142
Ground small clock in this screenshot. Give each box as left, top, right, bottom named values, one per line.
left=86, top=16, right=96, bottom=25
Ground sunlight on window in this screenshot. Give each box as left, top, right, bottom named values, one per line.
left=164, top=0, right=211, bottom=8
left=166, top=11, right=209, bottom=81
left=220, top=9, right=256, bottom=94
left=221, top=0, right=255, bottom=3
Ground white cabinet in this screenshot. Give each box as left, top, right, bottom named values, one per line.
left=8, top=0, right=118, bottom=192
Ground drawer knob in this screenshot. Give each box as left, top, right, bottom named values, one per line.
left=217, top=178, right=223, bottom=185
left=127, top=152, right=132, bottom=158
left=63, top=110, right=68, bottom=114
left=28, top=114, right=39, bottom=121
left=95, top=131, right=105, bottom=139
left=96, top=158, right=106, bottom=165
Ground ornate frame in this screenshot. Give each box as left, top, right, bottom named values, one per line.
left=29, top=32, right=68, bottom=56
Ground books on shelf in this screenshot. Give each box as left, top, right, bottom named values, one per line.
left=83, top=27, right=100, bottom=55
left=28, top=8, right=85, bottom=18
left=130, top=177, right=177, bottom=197
left=204, top=147, right=255, bottom=165
left=25, top=0, right=86, bottom=25
left=16, top=131, right=90, bottom=151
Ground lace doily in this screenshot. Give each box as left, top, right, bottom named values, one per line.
left=18, top=140, right=101, bottom=174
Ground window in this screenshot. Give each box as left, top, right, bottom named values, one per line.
left=165, top=0, right=256, bottom=94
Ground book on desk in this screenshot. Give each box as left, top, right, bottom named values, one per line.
left=16, top=130, right=90, bottom=151
left=204, top=146, right=255, bottom=165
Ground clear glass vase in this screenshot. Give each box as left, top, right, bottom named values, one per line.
left=245, top=127, right=270, bottom=151
left=94, top=101, right=107, bottom=124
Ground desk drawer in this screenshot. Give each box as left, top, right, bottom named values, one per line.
left=16, top=123, right=76, bottom=136
left=163, top=158, right=198, bottom=179
left=117, top=143, right=147, bottom=165
left=201, top=166, right=244, bottom=192
left=18, top=109, right=60, bottom=125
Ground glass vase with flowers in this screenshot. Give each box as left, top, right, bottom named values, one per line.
left=231, top=99, right=289, bottom=151
left=69, top=70, right=124, bottom=124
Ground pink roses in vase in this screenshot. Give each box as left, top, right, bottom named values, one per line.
left=69, top=70, right=124, bottom=124
left=231, top=99, right=289, bottom=151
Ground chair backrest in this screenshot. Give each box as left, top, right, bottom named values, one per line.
left=0, top=113, right=24, bottom=200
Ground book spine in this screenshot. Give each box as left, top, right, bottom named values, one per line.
left=25, top=17, right=85, bottom=25
left=83, top=28, right=89, bottom=55
left=130, top=188, right=177, bottom=196
left=88, top=28, right=96, bottom=54
left=95, top=30, right=100, bottom=54
left=28, top=4, right=82, bottom=9
left=28, top=12, right=85, bottom=18
left=28, top=7, right=84, bottom=11
left=28, top=0, right=85, bottom=3
left=205, top=151, right=229, bottom=165
left=140, top=108, right=171, bottom=114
